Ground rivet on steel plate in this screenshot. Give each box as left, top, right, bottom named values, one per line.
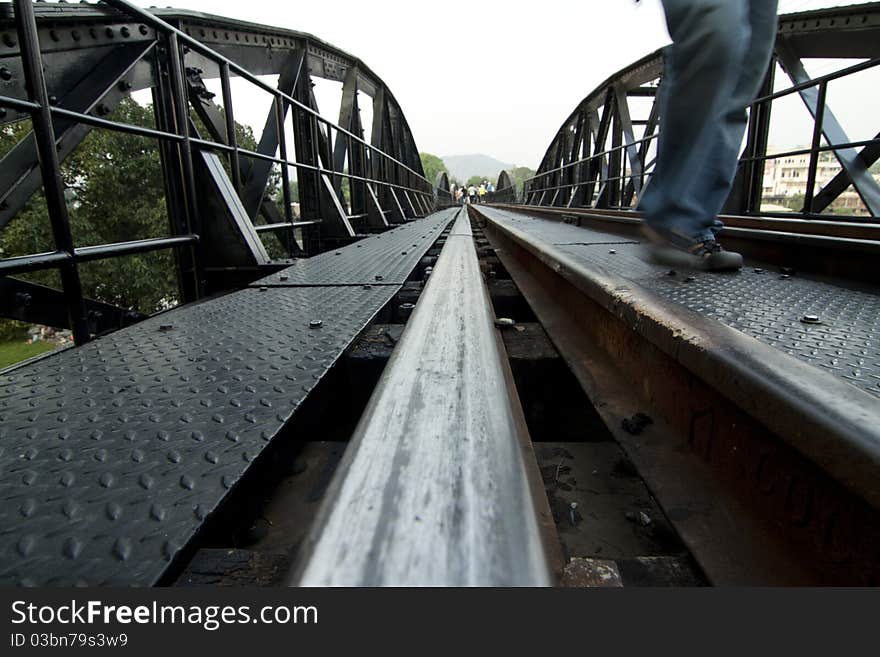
left=801, top=315, right=822, bottom=325
left=159, top=324, right=173, bottom=332
left=259, top=286, right=268, bottom=292
left=375, top=275, right=384, bottom=282
left=279, top=274, right=289, bottom=282
left=754, top=268, right=764, bottom=274
left=495, top=318, right=516, bottom=328
left=309, top=320, right=324, bottom=329
left=609, top=249, right=617, bottom=254
left=685, top=276, right=696, bottom=283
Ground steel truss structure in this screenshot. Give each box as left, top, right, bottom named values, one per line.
left=0, top=0, right=433, bottom=345
left=523, top=3, right=880, bottom=223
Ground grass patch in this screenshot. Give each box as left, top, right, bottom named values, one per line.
left=0, top=340, right=58, bottom=370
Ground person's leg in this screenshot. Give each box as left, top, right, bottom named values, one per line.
left=700, top=0, right=779, bottom=233
left=638, top=0, right=750, bottom=243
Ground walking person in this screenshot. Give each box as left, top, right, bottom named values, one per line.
left=468, top=184, right=477, bottom=205
left=478, top=183, right=487, bottom=204
left=638, top=0, right=778, bottom=271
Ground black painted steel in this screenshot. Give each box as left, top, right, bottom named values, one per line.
left=11, top=0, right=89, bottom=344
left=250, top=213, right=453, bottom=287
left=0, top=1, right=434, bottom=339
left=524, top=3, right=880, bottom=222
left=0, top=210, right=455, bottom=586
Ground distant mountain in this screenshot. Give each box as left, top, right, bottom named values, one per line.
left=442, top=154, right=515, bottom=183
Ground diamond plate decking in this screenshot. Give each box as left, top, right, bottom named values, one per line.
left=479, top=207, right=880, bottom=399
left=250, top=214, right=456, bottom=287
left=0, top=209, right=456, bottom=586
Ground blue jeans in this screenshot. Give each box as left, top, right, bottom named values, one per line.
left=639, top=0, right=778, bottom=242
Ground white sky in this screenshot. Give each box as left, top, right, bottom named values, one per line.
left=132, top=0, right=877, bottom=169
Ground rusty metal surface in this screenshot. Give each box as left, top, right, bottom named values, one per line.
left=292, top=213, right=552, bottom=586
left=480, top=207, right=880, bottom=399
left=481, top=206, right=880, bottom=585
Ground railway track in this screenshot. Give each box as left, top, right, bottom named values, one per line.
left=469, top=203, right=880, bottom=586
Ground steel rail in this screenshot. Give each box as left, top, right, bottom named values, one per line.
left=292, top=211, right=552, bottom=587
left=472, top=204, right=880, bottom=585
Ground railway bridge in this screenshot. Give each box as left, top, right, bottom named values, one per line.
left=0, top=0, right=879, bottom=587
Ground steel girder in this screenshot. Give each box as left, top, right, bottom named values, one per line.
left=486, top=170, right=518, bottom=204
left=0, top=1, right=433, bottom=342
left=435, top=171, right=453, bottom=207
left=525, top=2, right=880, bottom=222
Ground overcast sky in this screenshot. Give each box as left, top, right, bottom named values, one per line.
left=132, top=0, right=875, bottom=169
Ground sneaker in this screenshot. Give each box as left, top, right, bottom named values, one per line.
left=642, top=224, right=743, bottom=272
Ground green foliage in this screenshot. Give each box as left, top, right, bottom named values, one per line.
left=0, top=339, right=56, bottom=370
left=466, top=176, right=485, bottom=187
left=1, top=98, right=276, bottom=317
left=508, top=166, right=537, bottom=192
left=0, top=319, right=29, bottom=342
left=419, top=152, right=448, bottom=186
left=781, top=193, right=805, bottom=212
left=0, top=100, right=175, bottom=313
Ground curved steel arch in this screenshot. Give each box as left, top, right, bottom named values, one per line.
left=487, top=170, right=518, bottom=204
left=435, top=170, right=458, bottom=208
left=525, top=2, right=880, bottom=221
left=0, top=0, right=434, bottom=343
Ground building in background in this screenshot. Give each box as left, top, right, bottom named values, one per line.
left=761, top=147, right=880, bottom=215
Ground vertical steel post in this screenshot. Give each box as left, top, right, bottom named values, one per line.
left=13, top=0, right=90, bottom=344
left=275, top=94, right=295, bottom=254
left=220, top=61, right=242, bottom=195
left=166, top=32, right=202, bottom=295
left=744, top=62, right=776, bottom=214
left=802, top=81, right=827, bottom=216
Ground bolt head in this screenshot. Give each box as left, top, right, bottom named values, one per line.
left=309, top=320, right=323, bottom=330
left=801, top=315, right=822, bottom=325
left=495, top=318, right=516, bottom=328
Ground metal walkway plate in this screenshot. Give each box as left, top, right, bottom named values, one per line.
left=0, top=211, right=455, bottom=586
left=480, top=207, right=880, bottom=399
left=251, top=212, right=457, bottom=287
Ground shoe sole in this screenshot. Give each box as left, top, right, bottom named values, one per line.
left=641, top=226, right=742, bottom=273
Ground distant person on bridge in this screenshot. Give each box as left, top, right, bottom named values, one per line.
left=468, top=185, right=478, bottom=204
left=479, top=183, right=487, bottom=203
left=638, top=0, right=778, bottom=271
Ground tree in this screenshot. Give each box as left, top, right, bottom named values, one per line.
left=0, top=100, right=175, bottom=314
left=508, top=166, right=537, bottom=193
left=419, top=152, right=447, bottom=186
left=0, top=98, right=271, bottom=320
left=467, top=175, right=486, bottom=188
